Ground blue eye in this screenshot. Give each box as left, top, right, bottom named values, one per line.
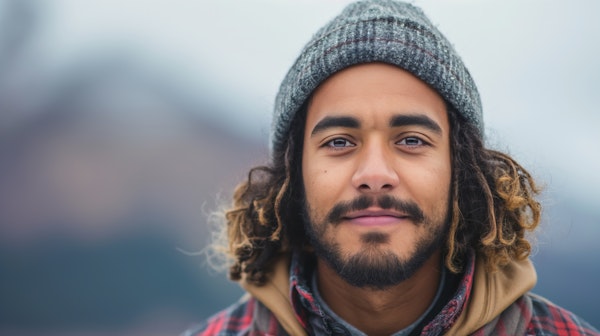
left=326, top=138, right=355, bottom=148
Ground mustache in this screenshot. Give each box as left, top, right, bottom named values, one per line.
left=326, top=195, right=425, bottom=225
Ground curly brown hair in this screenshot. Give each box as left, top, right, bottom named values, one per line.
left=218, top=105, right=541, bottom=285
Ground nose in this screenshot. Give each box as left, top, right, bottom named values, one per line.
left=351, top=141, right=400, bottom=193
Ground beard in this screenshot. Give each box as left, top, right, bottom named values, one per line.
left=303, top=194, right=449, bottom=290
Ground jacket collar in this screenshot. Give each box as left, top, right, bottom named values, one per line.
left=241, top=250, right=537, bottom=335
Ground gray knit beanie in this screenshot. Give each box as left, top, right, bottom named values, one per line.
left=271, top=0, right=482, bottom=157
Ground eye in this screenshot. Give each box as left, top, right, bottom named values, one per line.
left=325, top=138, right=355, bottom=148
left=397, top=136, right=426, bottom=147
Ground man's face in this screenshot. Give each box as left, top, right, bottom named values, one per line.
left=301, top=63, right=452, bottom=289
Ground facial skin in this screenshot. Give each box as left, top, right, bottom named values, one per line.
left=302, top=62, right=452, bottom=290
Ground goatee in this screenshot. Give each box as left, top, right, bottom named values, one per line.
left=303, top=194, right=449, bottom=290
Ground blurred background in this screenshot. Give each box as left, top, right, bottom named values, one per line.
left=0, top=0, right=598, bottom=335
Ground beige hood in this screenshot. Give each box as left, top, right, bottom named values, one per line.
left=445, top=256, right=537, bottom=335
left=241, top=254, right=537, bottom=336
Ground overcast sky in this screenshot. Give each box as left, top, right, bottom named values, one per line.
left=13, top=0, right=600, bottom=208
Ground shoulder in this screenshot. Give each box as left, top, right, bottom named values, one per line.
left=181, top=295, right=286, bottom=336
left=181, top=295, right=256, bottom=336
left=526, top=292, right=599, bottom=335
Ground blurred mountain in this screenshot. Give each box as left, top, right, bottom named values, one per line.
left=0, top=37, right=265, bottom=333
left=0, top=92, right=262, bottom=334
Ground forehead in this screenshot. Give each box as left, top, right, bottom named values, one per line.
left=305, top=63, right=448, bottom=130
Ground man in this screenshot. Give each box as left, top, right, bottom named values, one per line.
left=186, top=1, right=599, bottom=335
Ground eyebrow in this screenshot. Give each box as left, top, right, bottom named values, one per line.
left=310, top=116, right=360, bottom=137
left=389, top=114, right=442, bottom=135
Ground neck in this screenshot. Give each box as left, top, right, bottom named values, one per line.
left=316, top=250, right=442, bottom=336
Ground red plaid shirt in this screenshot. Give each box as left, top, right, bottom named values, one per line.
left=184, top=252, right=599, bottom=336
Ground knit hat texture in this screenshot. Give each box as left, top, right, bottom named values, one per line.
left=271, top=0, right=482, bottom=157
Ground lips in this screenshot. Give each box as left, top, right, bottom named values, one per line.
left=326, top=195, right=425, bottom=225
left=343, top=209, right=410, bottom=226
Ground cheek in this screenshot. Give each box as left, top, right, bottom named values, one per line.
left=303, top=167, right=329, bottom=203
left=426, top=160, right=452, bottom=213
left=404, top=157, right=451, bottom=205
left=303, top=148, right=326, bottom=198
left=302, top=161, right=349, bottom=215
